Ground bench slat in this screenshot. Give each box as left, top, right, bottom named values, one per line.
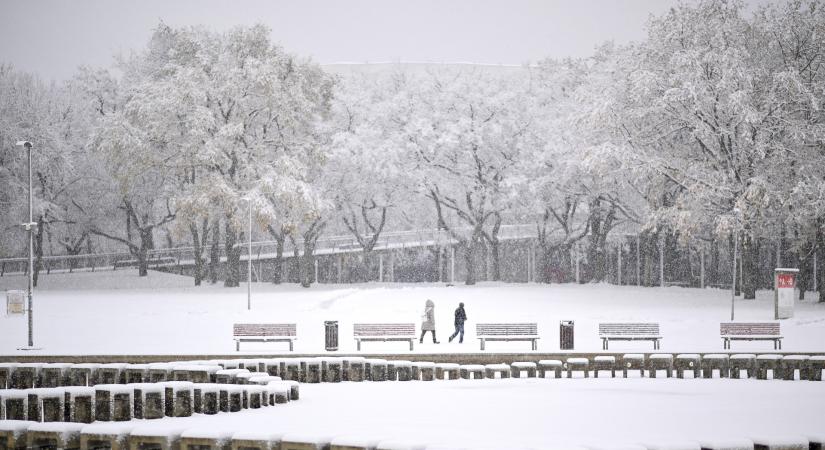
left=720, top=322, right=780, bottom=336
left=233, top=323, right=296, bottom=337
left=476, top=323, right=538, bottom=336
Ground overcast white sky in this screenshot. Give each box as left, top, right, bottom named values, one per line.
left=1, top=0, right=770, bottom=81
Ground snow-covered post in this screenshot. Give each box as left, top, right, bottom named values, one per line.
left=314, top=260, right=319, bottom=285
left=379, top=255, right=384, bottom=282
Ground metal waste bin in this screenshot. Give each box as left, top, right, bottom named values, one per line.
left=560, top=320, right=574, bottom=350
left=324, top=321, right=339, bottom=351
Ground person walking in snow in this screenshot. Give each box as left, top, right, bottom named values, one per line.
left=448, top=302, right=467, bottom=343
left=419, top=299, right=440, bottom=344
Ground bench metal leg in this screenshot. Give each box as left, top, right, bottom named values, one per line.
left=357, top=340, right=361, bottom=351
left=480, top=339, right=485, bottom=351
left=236, top=341, right=240, bottom=352
left=532, top=339, right=537, bottom=351
left=409, top=340, right=414, bottom=351
left=289, top=341, right=293, bottom=352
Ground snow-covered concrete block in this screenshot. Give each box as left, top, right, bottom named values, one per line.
left=342, top=357, right=366, bottom=382
left=2, top=389, right=30, bottom=420
left=375, top=440, right=426, bottom=450
left=348, top=360, right=366, bottom=382
left=120, top=364, right=149, bottom=384
left=369, top=360, right=388, bottom=382
left=674, top=354, right=701, bottom=379
left=756, top=354, right=784, bottom=380
left=230, top=431, right=282, bottom=450
left=538, top=360, right=563, bottom=379
left=161, top=381, right=194, bottom=417
left=809, top=356, right=825, bottom=381
left=750, top=435, right=809, bottom=449
left=26, top=422, right=84, bottom=450
left=510, top=361, right=537, bottom=378
left=262, top=359, right=282, bottom=378
left=417, top=362, right=436, bottom=381
left=131, top=383, right=165, bottom=420
left=482, top=363, right=510, bottom=379
left=96, top=363, right=127, bottom=385
left=79, top=422, right=134, bottom=450
left=265, top=383, right=290, bottom=405
left=217, top=359, right=241, bottom=370
left=215, top=369, right=250, bottom=384
left=305, top=360, right=322, bottom=383
left=728, top=354, right=757, bottom=379
left=238, top=359, right=264, bottom=372
left=63, top=387, right=95, bottom=423
left=28, top=387, right=67, bottom=422
left=94, top=384, right=134, bottom=422
left=701, top=354, right=730, bottom=379
left=592, top=356, right=616, bottom=378
left=66, top=364, right=99, bottom=387
left=248, top=375, right=282, bottom=385
left=0, top=419, right=33, bottom=450
left=128, top=424, right=188, bottom=450
left=622, top=354, right=646, bottom=378
left=330, top=435, right=382, bottom=450
left=283, top=361, right=302, bottom=382
left=147, top=363, right=175, bottom=383
left=386, top=361, right=398, bottom=381
left=280, top=433, right=333, bottom=450
left=566, top=357, right=590, bottom=378
left=459, top=364, right=485, bottom=380
left=0, top=363, right=19, bottom=389
left=244, top=386, right=265, bottom=409
left=12, top=363, right=42, bottom=389
left=780, top=355, right=810, bottom=381
left=284, top=380, right=300, bottom=400
left=39, top=363, right=73, bottom=388
left=647, top=354, right=674, bottom=378
left=698, top=438, right=754, bottom=449
left=218, top=385, right=245, bottom=412
left=435, top=363, right=460, bottom=380
left=180, top=429, right=234, bottom=450
left=194, top=383, right=220, bottom=414
left=325, top=360, right=343, bottom=383
left=394, top=360, right=413, bottom=381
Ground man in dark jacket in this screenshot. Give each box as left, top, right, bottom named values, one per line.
left=448, top=302, right=467, bottom=343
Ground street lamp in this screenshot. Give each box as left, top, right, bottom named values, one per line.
left=16, top=140, right=37, bottom=349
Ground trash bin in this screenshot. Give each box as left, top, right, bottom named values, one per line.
left=324, top=321, right=339, bottom=351
left=560, top=320, right=574, bottom=350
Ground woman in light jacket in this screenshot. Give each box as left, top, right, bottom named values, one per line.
left=420, top=299, right=440, bottom=344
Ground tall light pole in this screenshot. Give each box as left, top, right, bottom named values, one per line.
left=16, top=141, right=36, bottom=348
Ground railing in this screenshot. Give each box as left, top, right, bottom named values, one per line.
left=0, top=224, right=540, bottom=276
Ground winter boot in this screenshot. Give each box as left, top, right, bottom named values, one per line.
left=433, top=332, right=440, bottom=344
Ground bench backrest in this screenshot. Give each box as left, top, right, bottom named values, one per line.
left=233, top=323, right=296, bottom=337
left=720, top=322, right=780, bottom=336
left=598, top=323, right=660, bottom=336
left=353, top=323, right=416, bottom=337
left=476, top=323, right=538, bottom=336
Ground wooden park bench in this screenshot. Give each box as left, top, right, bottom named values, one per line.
left=233, top=323, right=297, bottom=351
left=113, top=256, right=176, bottom=270
left=598, top=323, right=662, bottom=350
left=353, top=323, right=416, bottom=351
left=476, top=323, right=539, bottom=350
left=720, top=322, right=783, bottom=350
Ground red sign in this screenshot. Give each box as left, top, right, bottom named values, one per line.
left=777, top=273, right=795, bottom=289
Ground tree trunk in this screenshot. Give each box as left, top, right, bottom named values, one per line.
left=33, top=216, right=45, bottom=287
left=741, top=233, right=757, bottom=300
left=301, top=239, right=315, bottom=288
left=224, top=219, right=241, bottom=287
left=137, top=229, right=154, bottom=277
left=817, top=224, right=825, bottom=302
left=273, top=235, right=285, bottom=284
left=209, top=220, right=220, bottom=284
left=708, top=239, right=719, bottom=287
left=190, top=219, right=208, bottom=286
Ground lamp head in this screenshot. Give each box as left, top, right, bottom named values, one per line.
left=15, top=141, right=32, bottom=149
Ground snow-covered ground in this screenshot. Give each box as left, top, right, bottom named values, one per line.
left=1, top=270, right=824, bottom=355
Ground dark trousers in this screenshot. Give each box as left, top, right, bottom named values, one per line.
left=449, top=323, right=465, bottom=343
left=420, top=330, right=438, bottom=343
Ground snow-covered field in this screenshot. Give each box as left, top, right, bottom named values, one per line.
left=1, top=270, right=824, bottom=448
left=1, top=270, right=824, bottom=355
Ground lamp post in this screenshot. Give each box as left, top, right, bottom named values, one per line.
left=16, top=141, right=36, bottom=348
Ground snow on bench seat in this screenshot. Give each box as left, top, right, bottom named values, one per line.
left=353, top=323, right=417, bottom=351
left=476, top=323, right=539, bottom=351
left=599, top=323, right=662, bottom=350
left=233, top=323, right=297, bottom=352
left=720, top=322, right=783, bottom=350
